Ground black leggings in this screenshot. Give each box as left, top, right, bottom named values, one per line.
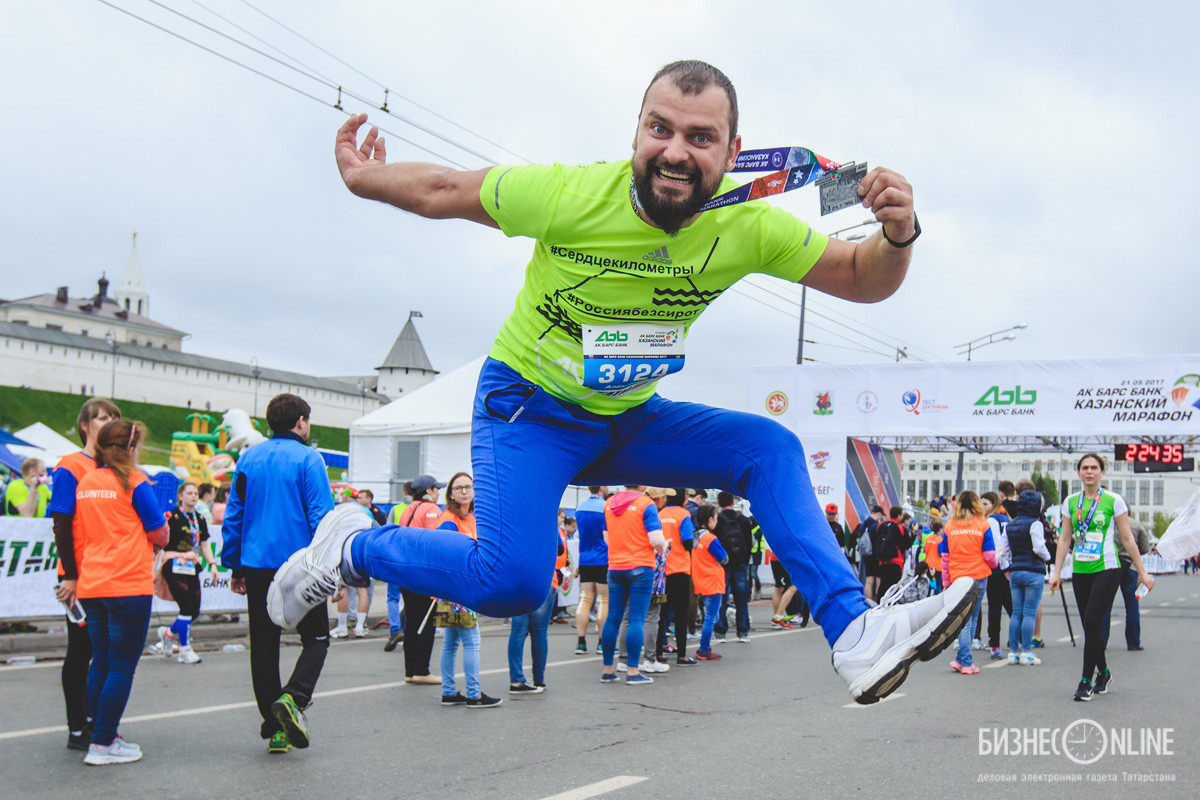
left=660, top=572, right=692, bottom=658
left=986, top=570, right=1012, bottom=648
left=401, top=589, right=436, bottom=678
left=162, top=568, right=201, bottom=617
left=62, top=616, right=92, bottom=731
left=1072, top=569, right=1122, bottom=680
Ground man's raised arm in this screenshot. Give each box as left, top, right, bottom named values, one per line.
left=336, top=113, right=498, bottom=228
left=799, top=166, right=917, bottom=304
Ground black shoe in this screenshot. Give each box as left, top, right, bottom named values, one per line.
left=799, top=616, right=810, bottom=628
left=1128, top=645, right=1144, bottom=651
left=1094, top=669, right=1113, bottom=694
left=384, top=631, right=404, bottom=652
left=441, top=692, right=468, bottom=705
left=66, top=722, right=93, bottom=752
left=508, top=682, right=544, bottom=695
left=1074, top=679, right=1094, bottom=702
left=466, top=693, right=502, bottom=709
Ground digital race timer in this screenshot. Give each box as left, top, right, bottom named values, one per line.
left=1114, top=443, right=1194, bottom=473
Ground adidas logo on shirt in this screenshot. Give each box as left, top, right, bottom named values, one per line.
left=642, top=246, right=672, bottom=265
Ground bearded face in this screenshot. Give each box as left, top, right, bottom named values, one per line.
left=632, top=156, right=724, bottom=236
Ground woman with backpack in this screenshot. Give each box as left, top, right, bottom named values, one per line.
left=939, top=491, right=997, bottom=676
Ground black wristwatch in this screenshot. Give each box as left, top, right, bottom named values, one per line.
left=882, top=214, right=921, bottom=248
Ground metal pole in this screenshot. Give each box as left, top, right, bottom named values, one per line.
left=796, top=285, right=807, bottom=365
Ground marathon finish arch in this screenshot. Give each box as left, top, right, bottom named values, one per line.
left=749, top=354, right=1200, bottom=532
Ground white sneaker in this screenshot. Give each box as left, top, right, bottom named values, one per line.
left=639, top=660, right=668, bottom=673
left=832, top=576, right=978, bottom=705
left=971, top=638, right=984, bottom=650
left=330, top=625, right=349, bottom=639
left=615, top=661, right=628, bottom=672
left=267, top=503, right=375, bottom=630
left=1006, top=652, right=1019, bottom=665
left=177, top=647, right=202, bottom=664
left=354, top=626, right=366, bottom=638
left=84, top=739, right=142, bottom=765
left=1019, top=652, right=1042, bottom=666
left=737, top=634, right=751, bottom=644
left=686, top=632, right=700, bottom=641
left=149, top=626, right=173, bottom=656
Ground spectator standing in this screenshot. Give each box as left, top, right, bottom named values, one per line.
left=980, top=491, right=1013, bottom=660
left=73, top=419, right=168, bottom=764
left=940, top=491, right=997, bottom=676
left=391, top=476, right=445, bottom=682
left=617, top=488, right=675, bottom=672
left=436, top=471, right=501, bottom=708
left=999, top=489, right=1051, bottom=665
left=713, top=492, right=753, bottom=643
left=5, top=457, right=51, bottom=517
left=657, top=488, right=696, bottom=665
left=51, top=397, right=121, bottom=752
left=211, top=487, right=228, bottom=526
left=1102, top=516, right=1151, bottom=651
left=871, top=507, right=907, bottom=602
left=508, top=526, right=569, bottom=695
left=194, top=483, right=216, bottom=523
left=764, top=534, right=799, bottom=629
left=221, top=394, right=337, bottom=754
left=601, top=486, right=669, bottom=685
left=573, top=486, right=610, bottom=655
left=856, top=506, right=884, bottom=598
left=691, top=505, right=729, bottom=661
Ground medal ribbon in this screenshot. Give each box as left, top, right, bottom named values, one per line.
left=1075, top=488, right=1104, bottom=534
left=699, top=146, right=843, bottom=212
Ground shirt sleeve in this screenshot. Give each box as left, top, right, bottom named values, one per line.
left=1031, top=521, right=1051, bottom=562
left=220, top=468, right=245, bottom=571
left=679, top=516, right=695, bottom=544
left=708, top=538, right=729, bottom=562
left=1113, top=493, right=1130, bottom=518
left=479, top=163, right=568, bottom=240
left=131, top=482, right=165, bottom=532
left=48, top=468, right=78, bottom=515
left=436, top=520, right=458, bottom=531
left=641, top=503, right=662, bottom=532
left=757, top=204, right=830, bottom=284
left=303, top=452, right=335, bottom=534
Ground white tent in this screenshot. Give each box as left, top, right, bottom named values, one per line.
left=349, top=356, right=484, bottom=503
left=9, top=422, right=80, bottom=465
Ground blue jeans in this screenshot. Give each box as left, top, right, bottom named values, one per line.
left=1007, top=571, right=1044, bottom=653
left=1101, top=562, right=1141, bottom=649
left=698, top=593, right=722, bottom=651
left=954, top=578, right=988, bottom=666
left=80, top=595, right=152, bottom=747
left=349, top=358, right=869, bottom=646
left=508, top=586, right=555, bottom=684
left=602, top=567, right=653, bottom=670
left=441, top=626, right=481, bottom=699
left=715, top=562, right=750, bottom=637
left=386, top=583, right=404, bottom=635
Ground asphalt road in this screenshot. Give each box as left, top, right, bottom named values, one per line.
left=2, top=576, right=1198, bottom=799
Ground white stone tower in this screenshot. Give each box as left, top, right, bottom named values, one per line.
left=113, top=231, right=150, bottom=317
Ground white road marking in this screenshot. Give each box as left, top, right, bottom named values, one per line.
left=1178, top=597, right=1188, bottom=603
left=1158, top=602, right=1170, bottom=607
left=1057, top=636, right=1073, bottom=643
left=538, top=776, right=649, bottom=800
left=983, top=660, right=1009, bottom=669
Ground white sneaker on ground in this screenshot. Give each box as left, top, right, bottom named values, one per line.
left=972, top=638, right=984, bottom=650
left=615, top=661, right=628, bottom=672
left=1006, top=652, right=1019, bottom=665
left=354, top=626, right=366, bottom=638
left=1019, top=652, right=1042, bottom=666
left=177, top=647, right=202, bottom=664
left=639, top=660, right=669, bottom=673
left=84, top=739, right=143, bottom=765
left=737, top=634, right=751, bottom=643
left=832, top=576, right=978, bottom=705
left=149, top=626, right=173, bottom=656
left=267, top=503, right=375, bottom=629
left=330, top=625, right=349, bottom=639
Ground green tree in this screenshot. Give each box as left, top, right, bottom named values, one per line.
left=1029, top=470, right=1059, bottom=506
left=1151, top=512, right=1173, bottom=539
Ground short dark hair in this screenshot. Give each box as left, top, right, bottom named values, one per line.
left=998, top=480, right=1016, bottom=496
left=1077, top=453, right=1106, bottom=472
left=930, top=520, right=943, bottom=533
left=665, top=488, right=688, bottom=508
left=266, top=393, right=310, bottom=434
left=644, top=60, right=739, bottom=142
left=358, top=488, right=374, bottom=502
left=690, top=489, right=708, bottom=500
left=1015, top=480, right=1036, bottom=494
left=716, top=491, right=736, bottom=507
left=198, top=482, right=216, bottom=498
left=889, top=506, right=903, bottom=519
left=587, top=485, right=603, bottom=494
left=871, top=505, right=884, bottom=515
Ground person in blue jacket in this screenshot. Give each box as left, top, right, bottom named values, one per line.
left=221, top=393, right=340, bottom=755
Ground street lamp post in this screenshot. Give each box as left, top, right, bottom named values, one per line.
left=798, top=219, right=879, bottom=365
left=954, top=324, right=1029, bottom=360
left=104, top=329, right=118, bottom=398
left=250, top=357, right=262, bottom=417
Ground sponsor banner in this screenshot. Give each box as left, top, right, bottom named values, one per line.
left=748, top=355, right=1200, bottom=437
left=0, top=518, right=246, bottom=620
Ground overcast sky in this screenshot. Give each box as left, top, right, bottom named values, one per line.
left=2, top=1, right=1195, bottom=413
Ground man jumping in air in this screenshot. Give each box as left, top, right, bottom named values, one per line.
left=269, top=60, right=976, bottom=705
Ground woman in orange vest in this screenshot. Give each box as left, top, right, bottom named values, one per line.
left=937, top=491, right=997, bottom=676
left=656, top=489, right=696, bottom=665
left=600, top=485, right=670, bottom=685
left=50, top=397, right=121, bottom=752
left=73, top=420, right=169, bottom=765
left=434, top=472, right=501, bottom=708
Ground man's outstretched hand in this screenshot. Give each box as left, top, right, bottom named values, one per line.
left=336, top=113, right=386, bottom=194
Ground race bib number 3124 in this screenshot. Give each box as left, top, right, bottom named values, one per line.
left=582, top=323, right=685, bottom=395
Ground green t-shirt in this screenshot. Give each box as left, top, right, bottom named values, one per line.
left=5, top=479, right=51, bottom=517
left=480, top=160, right=829, bottom=414
left=1065, top=489, right=1128, bottom=574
